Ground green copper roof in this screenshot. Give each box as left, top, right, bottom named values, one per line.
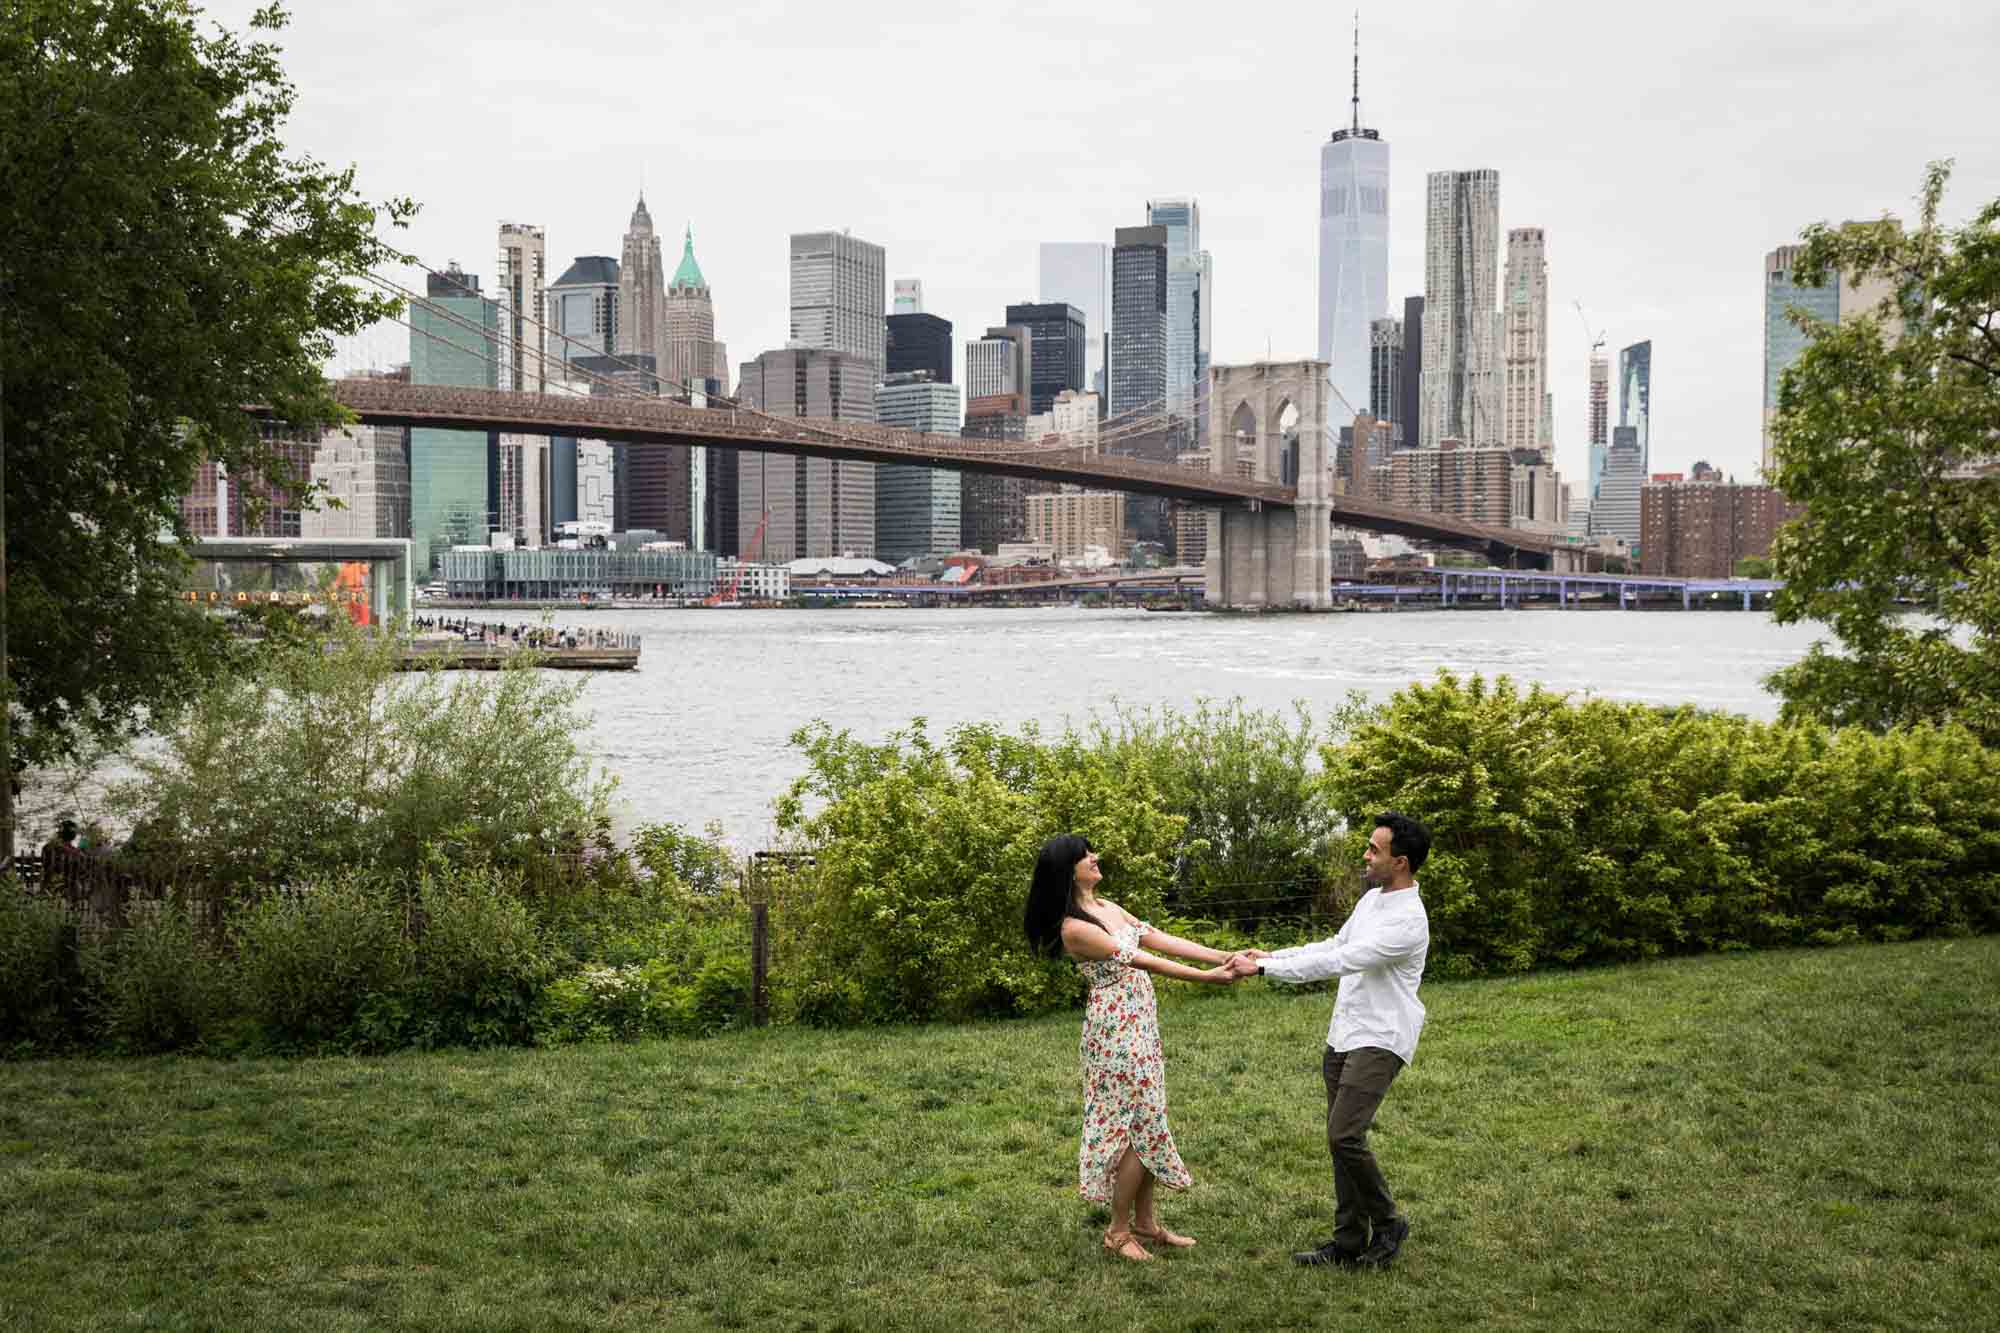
left=670, top=226, right=706, bottom=290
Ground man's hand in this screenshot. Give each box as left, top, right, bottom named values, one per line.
left=1224, top=952, right=1261, bottom=978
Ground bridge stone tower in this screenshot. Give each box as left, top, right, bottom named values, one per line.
left=1203, top=360, right=1333, bottom=609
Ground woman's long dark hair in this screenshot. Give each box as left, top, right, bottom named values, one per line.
left=1023, top=834, right=1107, bottom=957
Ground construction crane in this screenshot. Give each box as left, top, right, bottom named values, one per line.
left=1573, top=299, right=1606, bottom=359
left=708, top=508, right=770, bottom=607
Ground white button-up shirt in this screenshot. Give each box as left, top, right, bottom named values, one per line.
left=1260, top=883, right=1429, bottom=1064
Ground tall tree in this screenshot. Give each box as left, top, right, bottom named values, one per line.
left=1767, top=161, right=2000, bottom=744
left=0, top=1, right=410, bottom=776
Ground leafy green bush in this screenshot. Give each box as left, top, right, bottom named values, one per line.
left=686, top=953, right=752, bottom=1032
left=772, top=718, right=1187, bottom=1023
left=629, top=821, right=740, bottom=900
left=534, top=960, right=687, bottom=1044
left=408, top=862, right=555, bottom=1049
left=113, top=622, right=614, bottom=896
left=1083, top=700, right=1351, bottom=923
left=1321, top=671, right=2000, bottom=976
left=0, top=885, right=79, bottom=1050
left=229, top=873, right=416, bottom=1051
left=78, top=898, right=226, bottom=1053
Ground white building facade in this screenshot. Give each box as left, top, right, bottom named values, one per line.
left=1420, top=169, right=1502, bottom=449
left=789, top=231, right=886, bottom=374
left=1501, top=227, right=1551, bottom=456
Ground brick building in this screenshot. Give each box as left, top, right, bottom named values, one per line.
left=1639, top=480, right=1803, bottom=578
left=1026, top=491, right=1127, bottom=562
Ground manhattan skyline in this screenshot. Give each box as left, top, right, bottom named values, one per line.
left=229, top=0, right=2000, bottom=491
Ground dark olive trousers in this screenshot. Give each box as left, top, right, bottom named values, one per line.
left=1323, top=1044, right=1404, bottom=1252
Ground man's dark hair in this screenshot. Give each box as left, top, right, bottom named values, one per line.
left=1374, top=811, right=1431, bottom=873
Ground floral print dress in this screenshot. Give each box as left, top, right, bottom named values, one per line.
left=1074, top=918, right=1192, bottom=1203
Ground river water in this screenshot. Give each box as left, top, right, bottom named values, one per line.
left=561, top=606, right=1826, bottom=846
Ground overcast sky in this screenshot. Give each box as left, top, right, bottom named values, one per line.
left=218, top=0, right=2000, bottom=488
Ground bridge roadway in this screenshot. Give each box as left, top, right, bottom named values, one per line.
left=799, top=569, right=1782, bottom=609
left=328, top=380, right=1560, bottom=565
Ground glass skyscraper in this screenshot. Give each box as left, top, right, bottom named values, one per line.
left=1317, top=46, right=1389, bottom=431
left=1004, top=302, right=1087, bottom=415
left=1038, top=242, right=1112, bottom=400
left=1618, top=340, right=1652, bottom=472
left=1145, top=199, right=1211, bottom=431
left=1110, top=226, right=1168, bottom=419
left=408, top=265, right=499, bottom=575
left=875, top=373, right=963, bottom=563
left=1762, top=244, right=1841, bottom=477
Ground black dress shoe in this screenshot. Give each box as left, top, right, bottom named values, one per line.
left=1291, top=1239, right=1362, bottom=1267
left=1354, top=1215, right=1409, bottom=1268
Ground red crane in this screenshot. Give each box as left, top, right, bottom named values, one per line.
left=707, top=508, right=770, bottom=606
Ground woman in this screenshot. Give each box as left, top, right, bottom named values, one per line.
left=1023, top=833, right=1242, bottom=1261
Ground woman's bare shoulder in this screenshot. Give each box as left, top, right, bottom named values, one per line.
left=1092, top=899, right=1141, bottom=927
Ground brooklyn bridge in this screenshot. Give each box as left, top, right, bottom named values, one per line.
left=328, top=376, right=1573, bottom=608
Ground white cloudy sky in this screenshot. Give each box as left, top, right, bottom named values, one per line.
left=221, top=0, right=2000, bottom=487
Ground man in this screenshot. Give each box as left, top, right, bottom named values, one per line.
left=1231, top=810, right=1432, bottom=1270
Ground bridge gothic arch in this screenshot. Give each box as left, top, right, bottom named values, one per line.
left=1202, top=361, right=1333, bottom=609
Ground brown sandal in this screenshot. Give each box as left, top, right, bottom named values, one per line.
left=1134, top=1224, right=1197, bottom=1249
left=1103, top=1230, right=1153, bottom=1261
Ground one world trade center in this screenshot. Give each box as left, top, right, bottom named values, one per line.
left=1316, top=20, right=1389, bottom=432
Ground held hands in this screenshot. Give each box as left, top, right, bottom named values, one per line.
left=1220, top=950, right=1267, bottom=980
left=1204, top=948, right=1274, bottom=983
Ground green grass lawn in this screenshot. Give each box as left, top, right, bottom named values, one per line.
left=3, top=938, right=1998, bottom=1331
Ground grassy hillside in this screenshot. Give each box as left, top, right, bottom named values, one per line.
left=3, top=938, right=1997, bottom=1331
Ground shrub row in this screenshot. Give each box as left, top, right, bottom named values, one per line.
left=769, top=677, right=2000, bottom=1018
left=13, top=677, right=1999, bottom=1054
left=0, top=830, right=755, bottom=1057
left=1325, top=671, right=2000, bottom=977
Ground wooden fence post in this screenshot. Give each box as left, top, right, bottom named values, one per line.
left=751, top=900, right=769, bottom=1028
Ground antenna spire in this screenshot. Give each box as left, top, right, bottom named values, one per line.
left=1351, top=11, right=1362, bottom=133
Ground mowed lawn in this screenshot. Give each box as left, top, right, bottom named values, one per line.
left=3, top=938, right=1997, bottom=1332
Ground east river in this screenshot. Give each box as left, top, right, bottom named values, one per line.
left=564, top=606, right=1827, bottom=846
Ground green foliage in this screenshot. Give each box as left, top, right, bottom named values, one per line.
left=1734, top=556, right=1775, bottom=579
left=531, top=952, right=747, bottom=1045
left=228, top=872, right=416, bottom=1051
left=115, top=622, right=613, bottom=895
left=407, top=862, right=554, bottom=1049
left=76, top=899, right=226, bottom=1053
left=629, top=821, right=739, bottom=900
left=0, top=885, right=78, bottom=1049
left=1322, top=671, right=2000, bottom=976
left=1083, top=700, right=1349, bottom=921
left=0, top=0, right=414, bottom=768
left=529, top=829, right=745, bottom=977
left=772, top=718, right=1188, bottom=1023
left=1768, top=161, right=2000, bottom=743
